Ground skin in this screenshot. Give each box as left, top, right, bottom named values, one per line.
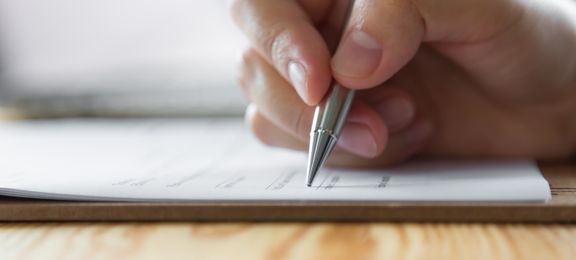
left=229, top=0, right=576, bottom=168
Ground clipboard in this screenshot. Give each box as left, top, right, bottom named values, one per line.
left=0, top=162, right=574, bottom=222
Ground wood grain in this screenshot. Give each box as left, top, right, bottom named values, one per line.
left=0, top=223, right=575, bottom=260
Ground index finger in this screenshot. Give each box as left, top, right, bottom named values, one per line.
left=229, top=0, right=333, bottom=105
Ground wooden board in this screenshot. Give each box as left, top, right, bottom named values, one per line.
left=1, top=162, right=575, bottom=222
left=2, top=223, right=576, bottom=260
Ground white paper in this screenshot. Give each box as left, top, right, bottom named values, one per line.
left=0, top=119, right=551, bottom=202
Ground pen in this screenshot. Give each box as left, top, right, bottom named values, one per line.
left=306, top=0, right=356, bottom=187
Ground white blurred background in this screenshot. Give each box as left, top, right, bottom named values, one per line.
left=0, top=0, right=247, bottom=116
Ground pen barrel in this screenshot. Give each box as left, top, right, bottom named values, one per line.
left=311, top=84, right=355, bottom=138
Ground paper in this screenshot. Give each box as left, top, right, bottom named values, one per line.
left=0, top=119, right=551, bottom=202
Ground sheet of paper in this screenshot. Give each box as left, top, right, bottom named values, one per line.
left=0, top=119, right=551, bottom=202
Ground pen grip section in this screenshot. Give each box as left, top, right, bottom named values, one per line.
left=311, top=85, right=355, bottom=137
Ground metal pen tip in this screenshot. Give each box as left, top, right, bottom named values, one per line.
left=305, top=155, right=321, bottom=187
left=306, top=130, right=337, bottom=187
left=303, top=0, right=356, bottom=187
left=305, top=155, right=319, bottom=187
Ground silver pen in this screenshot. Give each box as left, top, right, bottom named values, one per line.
left=306, top=0, right=356, bottom=186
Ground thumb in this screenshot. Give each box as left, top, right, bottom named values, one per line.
left=331, top=0, right=424, bottom=89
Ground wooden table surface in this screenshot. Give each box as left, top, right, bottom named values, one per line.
left=0, top=222, right=575, bottom=260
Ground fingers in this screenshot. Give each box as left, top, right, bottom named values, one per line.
left=240, top=48, right=388, bottom=158
left=330, top=0, right=522, bottom=90
left=358, top=86, right=416, bottom=133
left=331, top=0, right=425, bottom=89
left=245, top=104, right=306, bottom=151
left=229, top=0, right=332, bottom=105
left=246, top=103, right=432, bottom=168
left=329, top=119, right=432, bottom=168
left=239, top=47, right=431, bottom=161
left=239, top=48, right=314, bottom=139
left=337, top=102, right=388, bottom=158
left=231, top=0, right=527, bottom=103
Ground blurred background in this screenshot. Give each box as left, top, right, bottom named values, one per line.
left=0, top=0, right=247, bottom=117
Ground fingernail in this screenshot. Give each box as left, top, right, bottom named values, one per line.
left=377, top=97, right=415, bottom=132
left=332, top=30, right=382, bottom=78
left=338, top=123, right=378, bottom=158
left=288, top=61, right=308, bottom=102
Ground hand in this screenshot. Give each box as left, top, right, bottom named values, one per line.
left=230, top=0, right=576, bottom=167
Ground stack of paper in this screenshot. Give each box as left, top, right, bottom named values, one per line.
left=0, top=119, right=551, bottom=202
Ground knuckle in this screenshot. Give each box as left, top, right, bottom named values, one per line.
left=240, top=47, right=259, bottom=67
